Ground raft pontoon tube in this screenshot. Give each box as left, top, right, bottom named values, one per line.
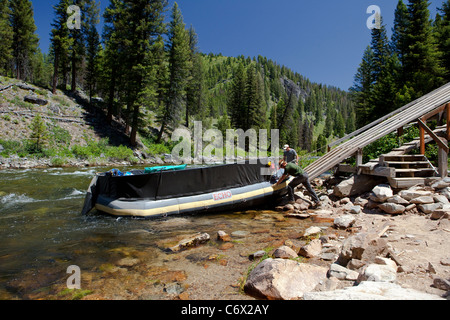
left=81, top=161, right=289, bottom=218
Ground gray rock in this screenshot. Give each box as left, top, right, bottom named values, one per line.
left=164, top=282, right=184, bottom=296
left=304, top=281, right=445, bottom=300
left=410, top=196, right=435, bottom=204
left=117, top=257, right=140, bottom=267
left=433, top=277, right=450, bottom=291
left=337, top=233, right=389, bottom=267
left=303, top=226, right=322, bottom=238
left=387, top=195, right=410, bottom=205
left=398, top=189, right=433, bottom=201
left=433, top=194, right=449, bottom=204
left=357, top=264, right=397, bottom=283
left=273, top=246, right=298, bottom=259
left=378, top=203, right=406, bottom=215
left=370, top=184, right=393, bottom=202
left=328, top=263, right=359, bottom=281
left=168, top=233, right=210, bottom=252
left=333, top=215, right=356, bottom=229
left=231, top=230, right=249, bottom=238
left=418, top=203, right=444, bottom=214
left=24, top=95, right=48, bottom=105
left=298, top=239, right=322, bottom=258
left=333, top=175, right=385, bottom=198
left=244, top=258, right=328, bottom=300
left=17, top=83, right=36, bottom=91
left=431, top=178, right=450, bottom=189
left=349, top=205, right=362, bottom=214
left=430, top=209, right=450, bottom=220
left=249, top=250, right=267, bottom=261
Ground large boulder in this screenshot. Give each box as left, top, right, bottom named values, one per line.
left=370, top=184, right=393, bottom=202
left=333, top=175, right=385, bottom=198
left=244, top=258, right=328, bottom=300
left=337, top=233, right=389, bottom=267
left=303, top=281, right=445, bottom=300
left=24, top=95, right=48, bottom=106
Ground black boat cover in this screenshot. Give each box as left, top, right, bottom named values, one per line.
left=82, top=162, right=270, bottom=215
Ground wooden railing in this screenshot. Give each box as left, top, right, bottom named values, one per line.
left=305, top=82, right=450, bottom=180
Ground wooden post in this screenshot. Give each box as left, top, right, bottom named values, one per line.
left=419, top=119, right=426, bottom=155
left=438, top=138, right=448, bottom=178
left=355, top=148, right=363, bottom=175
left=447, top=103, right=450, bottom=141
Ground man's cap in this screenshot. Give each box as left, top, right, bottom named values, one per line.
left=283, top=144, right=289, bottom=150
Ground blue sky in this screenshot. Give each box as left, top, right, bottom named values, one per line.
left=31, top=0, right=442, bottom=90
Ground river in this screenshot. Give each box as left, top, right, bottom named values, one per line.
left=0, top=166, right=329, bottom=300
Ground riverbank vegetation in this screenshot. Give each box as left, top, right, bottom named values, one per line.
left=1, top=0, right=449, bottom=167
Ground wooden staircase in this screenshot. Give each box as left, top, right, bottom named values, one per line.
left=304, top=82, right=450, bottom=188
left=380, top=154, right=439, bottom=188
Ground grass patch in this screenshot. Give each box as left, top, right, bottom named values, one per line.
left=58, top=288, right=93, bottom=300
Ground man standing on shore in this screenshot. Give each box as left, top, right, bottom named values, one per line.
left=275, top=160, right=320, bottom=207
left=283, top=144, right=299, bottom=165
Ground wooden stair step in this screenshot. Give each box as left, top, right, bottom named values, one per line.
left=388, top=177, right=441, bottom=189
left=395, top=168, right=436, bottom=173
left=382, top=154, right=427, bottom=161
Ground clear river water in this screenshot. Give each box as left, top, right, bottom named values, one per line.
left=0, top=166, right=330, bottom=300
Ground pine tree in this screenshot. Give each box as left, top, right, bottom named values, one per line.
left=403, top=0, right=445, bottom=97
left=244, top=64, right=266, bottom=130
left=370, top=19, right=390, bottom=84
left=436, top=0, right=450, bottom=81
left=69, top=0, right=86, bottom=93
left=29, top=114, right=48, bottom=153
left=391, top=0, right=409, bottom=70
left=185, top=25, right=205, bottom=127
left=9, top=0, right=39, bottom=81
left=0, top=0, right=13, bottom=76
left=84, top=0, right=101, bottom=102
left=369, top=21, right=401, bottom=120
left=228, top=62, right=247, bottom=129
left=350, top=46, right=375, bottom=128
left=102, top=0, right=127, bottom=123
left=125, top=0, right=168, bottom=146
left=157, top=2, right=190, bottom=143
left=334, top=112, right=346, bottom=138
left=50, top=0, right=73, bottom=93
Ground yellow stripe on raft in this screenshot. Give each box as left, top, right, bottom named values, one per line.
left=95, top=179, right=292, bottom=218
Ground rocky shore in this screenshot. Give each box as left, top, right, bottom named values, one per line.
left=153, top=175, right=450, bottom=300
left=0, top=154, right=171, bottom=170
left=242, top=175, right=450, bottom=300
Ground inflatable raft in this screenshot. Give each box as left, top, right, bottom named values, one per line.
left=81, top=162, right=290, bottom=218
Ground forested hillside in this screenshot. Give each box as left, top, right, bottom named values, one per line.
left=0, top=0, right=356, bottom=161
left=351, top=0, right=450, bottom=128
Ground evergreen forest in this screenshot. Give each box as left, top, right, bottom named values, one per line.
left=1, top=0, right=449, bottom=160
